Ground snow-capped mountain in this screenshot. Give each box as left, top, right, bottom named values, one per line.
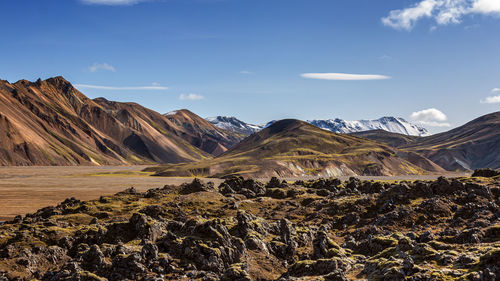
left=206, top=116, right=264, bottom=136
left=208, top=116, right=430, bottom=137
left=308, top=117, right=430, bottom=136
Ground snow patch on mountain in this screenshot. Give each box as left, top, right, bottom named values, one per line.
left=206, top=116, right=263, bottom=135
left=208, top=116, right=430, bottom=137
left=308, top=117, right=429, bottom=136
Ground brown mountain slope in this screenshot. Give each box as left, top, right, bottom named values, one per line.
left=93, top=99, right=241, bottom=156
left=350, top=130, right=419, bottom=147
left=0, top=77, right=209, bottom=166
left=163, top=109, right=243, bottom=155
left=401, top=111, right=500, bottom=171
left=147, top=119, right=444, bottom=178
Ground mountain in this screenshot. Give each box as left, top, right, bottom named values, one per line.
left=0, top=77, right=211, bottom=166
left=350, top=130, right=420, bottom=147
left=163, top=110, right=244, bottom=155
left=401, top=111, right=500, bottom=171
left=208, top=116, right=429, bottom=137
left=309, top=117, right=429, bottom=136
left=148, top=119, right=443, bottom=178
left=206, top=116, right=263, bottom=136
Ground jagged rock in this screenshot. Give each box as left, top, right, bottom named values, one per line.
left=472, top=169, right=500, bottom=178
left=221, top=263, right=252, bottom=281
left=288, top=258, right=349, bottom=277
left=324, top=269, right=349, bottom=281
left=82, top=245, right=109, bottom=271
left=110, top=252, right=146, bottom=279
left=0, top=176, right=498, bottom=280
left=141, top=242, right=158, bottom=261
left=266, top=177, right=287, bottom=189
left=219, top=177, right=266, bottom=198
left=180, top=178, right=215, bottom=194
left=313, top=230, right=344, bottom=259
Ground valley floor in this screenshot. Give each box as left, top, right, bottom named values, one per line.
left=0, top=166, right=467, bottom=221
left=0, top=166, right=222, bottom=221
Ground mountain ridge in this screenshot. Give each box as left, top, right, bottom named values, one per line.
left=402, top=111, right=500, bottom=171
left=0, top=76, right=220, bottom=166
left=148, top=119, right=443, bottom=178
left=207, top=115, right=430, bottom=137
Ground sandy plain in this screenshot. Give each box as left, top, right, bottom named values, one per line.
left=0, top=166, right=468, bottom=221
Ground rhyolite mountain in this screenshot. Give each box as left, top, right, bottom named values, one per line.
left=351, top=112, right=500, bottom=171
left=0, top=77, right=238, bottom=165
left=206, top=116, right=263, bottom=136
left=350, top=130, right=420, bottom=148
left=400, top=111, right=500, bottom=171
left=148, top=119, right=443, bottom=178
left=163, top=110, right=243, bottom=156
left=1, top=76, right=499, bottom=173
left=207, top=115, right=429, bottom=137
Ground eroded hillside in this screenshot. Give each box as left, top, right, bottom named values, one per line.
left=148, top=119, right=444, bottom=178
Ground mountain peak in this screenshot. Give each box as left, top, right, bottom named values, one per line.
left=309, top=117, right=429, bottom=137
left=266, top=119, right=306, bottom=134
left=206, top=116, right=264, bottom=136
left=44, top=76, right=73, bottom=89
left=208, top=115, right=429, bottom=137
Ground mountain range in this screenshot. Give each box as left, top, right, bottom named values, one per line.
left=0, top=77, right=240, bottom=166
left=147, top=119, right=443, bottom=178
left=207, top=115, right=429, bottom=136
left=0, top=76, right=498, bottom=176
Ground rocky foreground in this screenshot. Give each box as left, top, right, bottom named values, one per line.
left=0, top=172, right=499, bottom=281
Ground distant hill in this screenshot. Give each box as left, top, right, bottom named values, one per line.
left=0, top=77, right=212, bottom=165
left=350, top=130, right=420, bottom=147
left=206, top=116, right=263, bottom=136
left=401, top=111, right=500, bottom=171
left=163, top=110, right=243, bottom=155
left=148, top=119, right=443, bottom=178
left=208, top=116, right=429, bottom=137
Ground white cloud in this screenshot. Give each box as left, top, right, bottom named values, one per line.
left=74, top=84, right=168, bottom=90
left=301, top=73, right=391, bottom=81
left=491, top=88, right=500, bottom=92
left=179, top=93, right=204, bottom=101
left=240, top=70, right=254, bottom=75
left=383, top=0, right=500, bottom=30
left=410, top=108, right=451, bottom=127
left=382, top=0, right=438, bottom=30
left=480, top=95, right=500, bottom=104
left=472, top=0, right=500, bottom=13
left=88, top=63, right=116, bottom=72
left=81, top=0, right=146, bottom=5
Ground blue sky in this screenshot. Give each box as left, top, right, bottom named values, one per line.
left=1, top=0, right=499, bottom=133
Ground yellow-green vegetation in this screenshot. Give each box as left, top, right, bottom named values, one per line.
left=147, top=119, right=434, bottom=178
left=0, top=175, right=498, bottom=280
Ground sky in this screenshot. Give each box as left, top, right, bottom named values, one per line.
left=1, top=0, right=500, bottom=133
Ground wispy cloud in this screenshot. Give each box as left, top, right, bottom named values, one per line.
left=81, top=0, right=147, bottom=5
left=88, top=63, right=115, bottom=72
left=410, top=108, right=451, bottom=127
left=301, top=73, right=391, bottom=81
left=179, top=93, right=204, bottom=101
left=74, top=83, right=168, bottom=90
left=383, top=0, right=500, bottom=31
left=479, top=88, right=500, bottom=104
left=379, top=54, right=393, bottom=60
left=240, top=70, right=254, bottom=75
left=481, top=95, right=500, bottom=104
